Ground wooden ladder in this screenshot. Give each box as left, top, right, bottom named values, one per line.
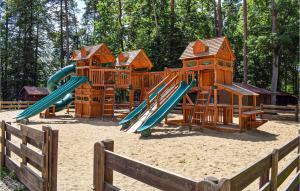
left=102, top=86, right=115, bottom=120
left=189, top=90, right=211, bottom=130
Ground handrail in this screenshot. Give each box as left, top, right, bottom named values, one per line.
left=156, top=74, right=179, bottom=107
left=146, top=74, right=171, bottom=107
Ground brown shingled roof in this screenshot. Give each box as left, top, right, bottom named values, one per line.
left=21, top=86, right=49, bottom=96
left=71, top=44, right=104, bottom=61
left=180, top=36, right=226, bottom=60
left=234, top=82, right=272, bottom=95
left=116, top=49, right=153, bottom=69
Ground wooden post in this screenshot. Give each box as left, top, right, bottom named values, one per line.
left=48, top=127, right=58, bottom=191
left=270, top=149, right=279, bottom=191
left=93, top=142, right=105, bottom=191
left=101, top=139, right=114, bottom=184
left=238, top=95, right=243, bottom=129
left=295, top=103, right=299, bottom=122
left=260, top=104, right=264, bottom=119
left=297, top=129, right=300, bottom=172
left=0, top=120, right=5, bottom=167
left=259, top=169, right=270, bottom=189
left=214, top=89, right=218, bottom=126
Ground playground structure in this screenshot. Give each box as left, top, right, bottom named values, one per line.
left=17, top=36, right=267, bottom=133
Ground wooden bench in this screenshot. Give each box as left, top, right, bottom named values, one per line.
left=241, top=109, right=264, bottom=117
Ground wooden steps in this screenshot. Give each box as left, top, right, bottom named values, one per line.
left=102, top=86, right=115, bottom=119
left=189, top=90, right=211, bottom=130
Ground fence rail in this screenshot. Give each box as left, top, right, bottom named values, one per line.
left=0, top=101, right=36, bottom=110
left=94, top=134, right=300, bottom=191
left=232, top=104, right=299, bottom=122
left=0, top=121, right=58, bottom=191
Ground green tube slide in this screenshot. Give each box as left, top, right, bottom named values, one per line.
left=47, top=63, right=76, bottom=112
left=119, top=84, right=165, bottom=126
left=137, top=79, right=196, bottom=134
left=16, top=76, right=88, bottom=121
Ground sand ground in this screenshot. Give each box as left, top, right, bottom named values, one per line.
left=0, top=110, right=299, bottom=191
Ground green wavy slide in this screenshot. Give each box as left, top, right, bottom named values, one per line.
left=16, top=63, right=87, bottom=121
left=119, top=84, right=165, bottom=126
left=137, top=79, right=196, bottom=133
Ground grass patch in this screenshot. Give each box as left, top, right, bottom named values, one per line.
left=0, top=167, right=28, bottom=191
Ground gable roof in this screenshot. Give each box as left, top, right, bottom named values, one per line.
left=71, top=44, right=111, bottom=61
left=20, top=86, right=49, bottom=96
left=234, top=83, right=272, bottom=95
left=180, top=36, right=234, bottom=60
left=116, top=49, right=153, bottom=69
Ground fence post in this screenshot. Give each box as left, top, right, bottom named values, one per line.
left=0, top=120, right=5, bottom=167
left=43, top=126, right=58, bottom=191
left=270, top=149, right=279, bottom=191
left=297, top=130, right=300, bottom=172
left=93, top=141, right=105, bottom=191
left=295, top=103, right=299, bottom=122
left=101, top=139, right=114, bottom=184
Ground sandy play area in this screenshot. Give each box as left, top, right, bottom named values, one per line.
left=0, top=109, right=299, bottom=191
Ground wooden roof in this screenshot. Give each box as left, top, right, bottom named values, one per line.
left=216, top=83, right=258, bottom=96
left=180, top=36, right=235, bottom=60
left=234, top=83, right=272, bottom=95
left=116, top=49, right=153, bottom=69
left=20, top=86, right=49, bottom=96
left=71, top=43, right=115, bottom=63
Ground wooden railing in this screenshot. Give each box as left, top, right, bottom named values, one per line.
left=0, top=121, right=58, bottom=191
left=148, top=71, right=165, bottom=88
left=0, top=101, right=36, bottom=110
left=94, top=134, right=300, bottom=191
left=94, top=139, right=202, bottom=191
left=233, top=104, right=299, bottom=122
left=115, top=70, right=131, bottom=88
left=227, top=132, right=300, bottom=191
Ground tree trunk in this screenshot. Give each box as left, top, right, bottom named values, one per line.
left=270, top=0, right=279, bottom=105
left=118, top=0, right=124, bottom=51
left=60, top=0, right=64, bottom=68
left=182, top=0, right=191, bottom=32
left=213, top=0, right=218, bottom=36
left=242, top=0, right=248, bottom=83
left=217, top=0, right=222, bottom=36
left=64, top=0, right=70, bottom=64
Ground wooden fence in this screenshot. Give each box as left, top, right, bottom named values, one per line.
left=93, top=139, right=225, bottom=191
left=0, top=101, right=36, bottom=110
left=0, top=121, right=58, bottom=191
left=94, top=135, right=300, bottom=191
left=227, top=131, right=300, bottom=191
left=232, top=104, right=299, bottom=122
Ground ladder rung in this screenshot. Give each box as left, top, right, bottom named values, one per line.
left=199, top=91, right=209, bottom=94
left=195, top=111, right=204, bottom=114
left=197, top=99, right=208, bottom=101
left=103, top=114, right=113, bottom=116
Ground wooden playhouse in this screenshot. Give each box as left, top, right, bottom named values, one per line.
left=71, top=46, right=161, bottom=118
left=178, top=36, right=267, bottom=131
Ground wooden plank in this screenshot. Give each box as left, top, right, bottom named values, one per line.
left=105, top=150, right=198, bottom=191
left=5, top=123, right=22, bottom=138
left=19, top=164, right=45, bottom=191
left=1, top=121, right=5, bottom=167
left=5, top=157, right=20, bottom=173
left=229, top=154, right=272, bottom=190
left=102, top=140, right=114, bottom=184
left=277, top=153, right=299, bottom=187
left=6, top=140, right=21, bottom=157
left=49, top=129, right=59, bottom=191
left=21, top=144, right=45, bottom=170
left=21, top=125, right=45, bottom=148
left=284, top=171, right=300, bottom=191
left=270, top=149, right=278, bottom=191
left=278, top=137, right=299, bottom=160
left=94, top=142, right=105, bottom=191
